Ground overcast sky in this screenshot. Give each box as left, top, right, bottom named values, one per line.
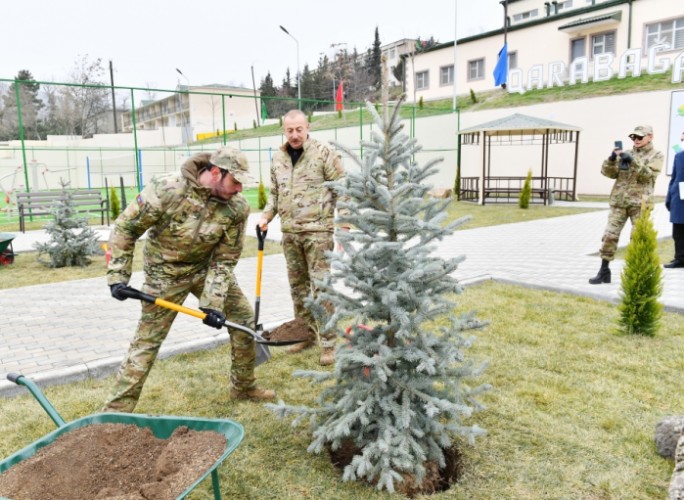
left=1, top=0, right=503, bottom=93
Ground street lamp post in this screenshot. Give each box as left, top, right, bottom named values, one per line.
left=279, top=25, right=301, bottom=110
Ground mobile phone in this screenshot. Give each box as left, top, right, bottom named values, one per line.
left=614, top=140, right=623, bottom=149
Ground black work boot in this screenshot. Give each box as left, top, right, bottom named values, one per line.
left=588, top=259, right=611, bottom=284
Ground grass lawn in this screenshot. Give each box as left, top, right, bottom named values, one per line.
left=1, top=196, right=680, bottom=498
left=1, top=281, right=681, bottom=498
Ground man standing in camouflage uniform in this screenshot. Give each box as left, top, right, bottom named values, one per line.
left=589, top=125, right=664, bottom=284
left=102, top=146, right=275, bottom=412
left=258, top=109, right=345, bottom=366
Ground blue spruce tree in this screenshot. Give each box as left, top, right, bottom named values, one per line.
left=34, top=179, right=100, bottom=268
left=269, top=70, right=489, bottom=494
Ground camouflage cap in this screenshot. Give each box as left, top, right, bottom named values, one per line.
left=629, top=125, right=653, bottom=138
left=209, top=146, right=254, bottom=185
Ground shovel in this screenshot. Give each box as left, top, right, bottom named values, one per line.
left=119, top=287, right=303, bottom=351
left=254, top=225, right=271, bottom=364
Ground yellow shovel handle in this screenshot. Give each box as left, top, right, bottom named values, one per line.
left=155, top=297, right=207, bottom=320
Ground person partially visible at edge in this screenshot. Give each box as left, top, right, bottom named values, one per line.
left=664, top=132, right=684, bottom=269
left=589, top=124, right=664, bottom=284
left=102, top=146, right=275, bottom=412
left=257, top=109, right=346, bottom=366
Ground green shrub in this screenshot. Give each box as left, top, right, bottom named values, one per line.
left=470, top=88, right=478, bottom=103
left=418, top=96, right=424, bottom=110
left=519, top=169, right=532, bottom=209
left=109, top=186, right=121, bottom=220
left=617, top=208, right=663, bottom=336
left=257, top=181, right=267, bottom=210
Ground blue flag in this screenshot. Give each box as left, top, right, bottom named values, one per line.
left=493, top=42, right=508, bottom=88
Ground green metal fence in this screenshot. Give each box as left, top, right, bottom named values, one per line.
left=0, top=78, right=460, bottom=219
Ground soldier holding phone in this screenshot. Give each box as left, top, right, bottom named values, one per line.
left=589, top=125, right=664, bottom=284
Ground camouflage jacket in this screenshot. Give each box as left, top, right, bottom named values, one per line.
left=107, top=153, right=249, bottom=311
left=602, top=143, right=664, bottom=208
left=262, top=137, right=344, bottom=233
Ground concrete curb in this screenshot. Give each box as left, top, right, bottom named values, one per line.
left=0, top=320, right=290, bottom=398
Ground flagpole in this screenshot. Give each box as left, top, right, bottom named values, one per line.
left=504, top=0, right=509, bottom=44
left=452, top=0, right=458, bottom=112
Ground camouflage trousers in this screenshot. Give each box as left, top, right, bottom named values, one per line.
left=599, top=205, right=642, bottom=261
left=282, top=231, right=335, bottom=346
left=102, top=270, right=256, bottom=412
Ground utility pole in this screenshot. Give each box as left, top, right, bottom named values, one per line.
left=109, top=60, right=118, bottom=133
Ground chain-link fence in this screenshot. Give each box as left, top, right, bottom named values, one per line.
left=0, top=78, right=460, bottom=224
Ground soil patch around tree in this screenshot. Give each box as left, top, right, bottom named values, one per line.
left=0, top=423, right=226, bottom=500
left=328, top=440, right=463, bottom=498
left=262, top=318, right=314, bottom=343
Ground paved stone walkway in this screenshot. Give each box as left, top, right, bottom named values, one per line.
left=1, top=205, right=682, bottom=396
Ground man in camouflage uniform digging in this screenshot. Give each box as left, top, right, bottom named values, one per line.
left=589, top=125, right=664, bottom=284
left=102, top=146, right=275, bottom=412
left=258, top=109, right=346, bottom=366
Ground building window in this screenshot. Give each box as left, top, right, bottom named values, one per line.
left=440, top=65, right=454, bottom=86
left=646, top=17, right=684, bottom=51
left=512, top=9, right=538, bottom=23
left=570, top=37, right=586, bottom=62
left=592, top=31, right=616, bottom=57
left=557, top=0, right=573, bottom=11
left=387, top=47, right=397, bottom=59
left=415, top=71, right=429, bottom=90
left=467, top=59, right=485, bottom=81
left=508, top=51, right=518, bottom=70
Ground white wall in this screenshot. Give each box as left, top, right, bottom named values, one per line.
left=1, top=90, right=679, bottom=198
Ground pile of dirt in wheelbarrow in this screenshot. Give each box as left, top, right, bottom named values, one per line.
left=0, top=423, right=226, bottom=500
left=261, top=318, right=313, bottom=343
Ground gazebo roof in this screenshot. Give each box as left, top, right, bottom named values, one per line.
left=458, top=113, right=582, bottom=137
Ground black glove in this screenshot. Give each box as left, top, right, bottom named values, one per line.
left=619, top=152, right=633, bottom=163
left=200, top=308, right=225, bottom=329
left=110, top=283, right=130, bottom=301
left=609, top=151, right=617, bottom=161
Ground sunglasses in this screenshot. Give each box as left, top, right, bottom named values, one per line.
left=629, top=135, right=644, bottom=141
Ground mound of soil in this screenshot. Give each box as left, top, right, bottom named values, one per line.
left=328, top=440, right=462, bottom=498
left=262, top=318, right=314, bottom=343
left=0, top=423, right=227, bottom=500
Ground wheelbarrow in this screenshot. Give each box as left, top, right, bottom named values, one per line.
left=0, top=232, right=15, bottom=266
left=0, top=373, right=244, bottom=500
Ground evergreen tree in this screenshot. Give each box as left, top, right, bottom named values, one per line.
left=368, top=27, right=382, bottom=92
left=519, top=169, right=532, bottom=208
left=1, top=70, right=43, bottom=140
left=617, top=208, right=663, bottom=336
left=34, top=179, right=100, bottom=268
left=269, top=68, right=488, bottom=494
left=259, top=72, right=278, bottom=119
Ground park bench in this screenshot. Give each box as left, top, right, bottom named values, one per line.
left=16, top=190, right=110, bottom=233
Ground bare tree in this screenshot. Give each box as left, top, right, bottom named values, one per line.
left=58, top=55, right=110, bottom=137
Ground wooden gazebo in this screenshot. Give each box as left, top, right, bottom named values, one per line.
left=456, top=113, right=582, bottom=205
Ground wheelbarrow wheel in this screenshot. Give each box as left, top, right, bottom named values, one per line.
left=0, top=250, right=14, bottom=265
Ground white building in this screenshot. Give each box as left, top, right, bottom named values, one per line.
left=121, top=84, right=261, bottom=144
left=406, top=0, right=684, bottom=102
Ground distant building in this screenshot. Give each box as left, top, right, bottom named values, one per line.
left=381, top=38, right=418, bottom=87
left=121, top=84, right=261, bottom=143
left=405, top=0, right=683, bottom=103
